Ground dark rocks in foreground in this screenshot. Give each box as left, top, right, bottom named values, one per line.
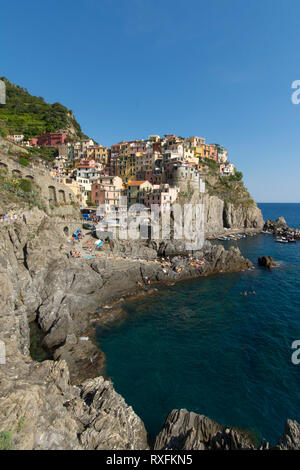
left=155, top=409, right=300, bottom=451
left=154, top=409, right=255, bottom=450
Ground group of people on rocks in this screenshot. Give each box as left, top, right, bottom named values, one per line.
left=1, top=212, right=27, bottom=224
left=135, top=253, right=207, bottom=289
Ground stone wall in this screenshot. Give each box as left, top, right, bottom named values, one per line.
left=0, top=152, right=76, bottom=211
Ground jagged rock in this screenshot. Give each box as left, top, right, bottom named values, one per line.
left=274, top=420, right=300, bottom=450
left=275, top=217, right=287, bottom=228
left=78, top=376, right=149, bottom=450
left=258, top=256, right=276, bottom=269
left=154, top=409, right=255, bottom=450
left=263, top=217, right=300, bottom=240
left=0, top=359, right=148, bottom=450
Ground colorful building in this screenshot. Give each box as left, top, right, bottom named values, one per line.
left=37, top=132, right=67, bottom=147
left=126, top=180, right=153, bottom=206
left=87, top=145, right=110, bottom=165
left=140, top=184, right=179, bottom=213
left=7, top=134, right=24, bottom=143
left=91, top=175, right=123, bottom=211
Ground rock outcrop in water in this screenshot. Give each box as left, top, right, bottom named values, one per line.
left=154, top=409, right=255, bottom=450
left=0, top=207, right=254, bottom=381
left=275, top=419, right=300, bottom=450
left=264, top=218, right=300, bottom=240
left=258, top=256, right=276, bottom=269
left=154, top=409, right=300, bottom=451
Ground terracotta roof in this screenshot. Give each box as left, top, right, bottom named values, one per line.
left=127, top=180, right=147, bottom=186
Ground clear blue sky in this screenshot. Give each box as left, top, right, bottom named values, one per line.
left=1, top=0, right=300, bottom=202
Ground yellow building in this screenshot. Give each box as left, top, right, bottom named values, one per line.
left=116, top=152, right=147, bottom=181
left=87, top=145, right=110, bottom=165
left=127, top=180, right=153, bottom=206
left=194, top=144, right=217, bottom=161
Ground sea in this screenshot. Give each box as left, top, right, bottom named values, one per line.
left=95, top=203, right=300, bottom=445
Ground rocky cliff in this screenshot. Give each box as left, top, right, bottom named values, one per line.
left=0, top=207, right=299, bottom=450
left=0, top=205, right=255, bottom=450
left=181, top=175, right=264, bottom=234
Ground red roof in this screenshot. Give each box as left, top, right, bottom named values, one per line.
left=128, top=180, right=147, bottom=186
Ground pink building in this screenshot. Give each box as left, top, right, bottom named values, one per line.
left=140, top=184, right=178, bottom=213
left=128, top=140, right=147, bottom=154
left=29, top=138, right=38, bottom=146
left=91, top=175, right=123, bottom=211
left=37, top=131, right=67, bottom=147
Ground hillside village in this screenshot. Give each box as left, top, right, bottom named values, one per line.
left=5, top=130, right=237, bottom=213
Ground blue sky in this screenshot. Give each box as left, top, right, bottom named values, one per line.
left=1, top=0, right=300, bottom=202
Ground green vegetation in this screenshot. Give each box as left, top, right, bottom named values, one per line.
left=229, top=170, right=243, bottom=181
left=206, top=174, right=254, bottom=207
left=19, top=178, right=32, bottom=192
left=202, top=158, right=219, bottom=172
left=0, top=126, right=6, bottom=138
left=0, top=431, right=13, bottom=450
left=26, top=145, right=58, bottom=162
left=6, top=146, right=58, bottom=164
left=0, top=77, right=88, bottom=140
left=17, top=417, right=26, bottom=432
left=0, top=173, right=45, bottom=210
left=19, top=155, right=29, bottom=166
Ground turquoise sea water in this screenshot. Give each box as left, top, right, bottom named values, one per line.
left=96, top=203, right=300, bottom=444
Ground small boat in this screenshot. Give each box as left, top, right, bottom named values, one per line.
left=218, top=237, right=228, bottom=241
left=288, top=238, right=296, bottom=243
left=276, top=237, right=288, bottom=243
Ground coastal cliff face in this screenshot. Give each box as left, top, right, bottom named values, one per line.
left=184, top=176, right=264, bottom=234
left=0, top=209, right=149, bottom=450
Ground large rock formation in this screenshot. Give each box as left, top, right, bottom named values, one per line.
left=275, top=420, right=300, bottom=450
left=155, top=409, right=300, bottom=451
left=154, top=409, right=255, bottom=450
left=264, top=218, right=300, bottom=240
left=0, top=358, right=148, bottom=450
left=0, top=210, right=149, bottom=449
left=178, top=180, right=264, bottom=234
left=258, top=256, right=276, bottom=269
